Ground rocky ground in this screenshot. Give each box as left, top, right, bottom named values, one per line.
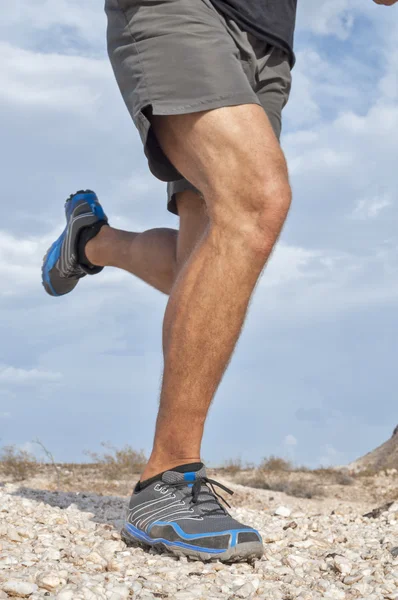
left=1, top=467, right=398, bottom=599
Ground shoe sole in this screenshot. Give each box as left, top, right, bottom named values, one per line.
left=41, top=244, right=61, bottom=297
left=121, top=525, right=264, bottom=564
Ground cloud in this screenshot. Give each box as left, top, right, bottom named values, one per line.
left=0, top=230, right=54, bottom=297
left=297, top=0, right=354, bottom=39
left=0, top=0, right=105, bottom=52
left=284, top=435, right=298, bottom=447
left=0, top=412, right=12, bottom=419
left=352, top=194, right=392, bottom=220
left=318, top=444, right=341, bottom=467
left=0, top=42, right=110, bottom=114
left=0, top=365, right=62, bottom=385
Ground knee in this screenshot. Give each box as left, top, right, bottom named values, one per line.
left=210, top=163, right=292, bottom=256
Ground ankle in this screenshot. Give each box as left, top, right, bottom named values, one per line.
left=140, top=455, right=201, bottom=483
left=84, top=224, right=111, bottom=267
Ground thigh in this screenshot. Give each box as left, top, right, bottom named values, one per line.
left=105, top=0, right=261, bottom=184
left=150, top=103, right=287, bottom=216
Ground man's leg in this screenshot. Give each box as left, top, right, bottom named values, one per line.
left=141, top=103, right=291, bottom=481
left=85, top=189, right=208, bottom=295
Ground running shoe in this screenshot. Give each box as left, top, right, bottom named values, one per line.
left=121, top=464, right=264, bottom=563
left=42, top=190, right=108, bottom=297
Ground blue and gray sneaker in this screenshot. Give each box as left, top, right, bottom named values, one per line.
left=42, top=190, right=108, bottom=297
left=121, top=464, right=264, bottom=563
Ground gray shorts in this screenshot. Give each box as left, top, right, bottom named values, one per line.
left=105, top=0, right=292, bottom=215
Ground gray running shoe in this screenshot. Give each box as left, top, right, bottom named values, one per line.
left=42, top=190, right=108, bottom=297
left=121, top=464, right=264, bottom=563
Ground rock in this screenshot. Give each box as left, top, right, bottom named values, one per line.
left=334, top=556, right=352, bottom=576
left=36, top=572, right=64, bottom=591
left=274, top=506, right=291, bottom=518
left=283, top=554, right=307, bottom=569
left=55, top=591, right=75, bottom=600
left=363, top=502, right=394, bottom=519
left=2, top=580, right=38, bottom=597
left=390, top=547, right=398, bottom=557
left=343, top=573, right=363, bottom=584
left=263, top=531, right=283, bottom=543
left=235, top=582, right=256, bottom=598
left=108, top=586, right=129, bottom=599
left=7, top=527, right=22, bottom=543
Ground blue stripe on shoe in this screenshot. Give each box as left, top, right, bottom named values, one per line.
left=66, top=192, right=102, bottom=219
left=124, top=523, right=226, bottom=554
left=42, top=229, right=67, bottom=297
left=149, top=521, right=261, bottom=548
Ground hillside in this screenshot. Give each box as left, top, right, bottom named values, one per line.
left=348, top=426, right=398, bottom=472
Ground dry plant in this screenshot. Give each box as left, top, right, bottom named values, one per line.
left=32, top=438, right=61, bottom=489
left=246, top=475, right=322, bottom=499
left=0, top=445, right=39, bottom=481
left=259, top=456, right=293, bottom=472
left=85, top=442, right=147, bottom=480
left=222, top=458, right=245, bottom=474
left=313, top=467, right=355, bottom=486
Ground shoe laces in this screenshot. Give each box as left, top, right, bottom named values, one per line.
left=168, top=477, right=234, bottom=517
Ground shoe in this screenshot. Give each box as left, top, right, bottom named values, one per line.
left=121, top=464, right=264, bottom=563
left=42, top=190, right=108, bottom=297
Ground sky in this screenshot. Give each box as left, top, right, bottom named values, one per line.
left=0, top=0, right=397, bottom=468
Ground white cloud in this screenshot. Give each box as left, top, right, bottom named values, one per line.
left=0, top=365, right=62, bottom=385
left=297, top=0, right=353, bottom=39
left=0, top=42, right=109, bottom=114
left=352, top=194, right=392, bottom=220
left=0, top=229, right=56, bottom=297
left=284, top=435, right=298, bottom=447
left=262, top=244, right=322, bottom=288
left=0, top=0, right=105, bottom=50
left=257, top=240, right=398, bottom=325
left=318, top=444, right=341, bottom=467
left=0, top=412, right=12, bottom=419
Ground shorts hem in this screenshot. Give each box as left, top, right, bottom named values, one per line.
left=150, top=92, right=261, bottom=116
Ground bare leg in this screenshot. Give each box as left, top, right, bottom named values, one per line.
left=85, top=189, right=208, bottom=295
left=141, top=104, right=291, bottom=481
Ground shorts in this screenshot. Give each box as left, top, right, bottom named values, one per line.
left=105, top=0, right=292, bottom=215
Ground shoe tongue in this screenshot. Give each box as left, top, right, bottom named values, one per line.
left=162, top=465, right=207, bottom=484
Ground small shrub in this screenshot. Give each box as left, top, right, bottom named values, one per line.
left=333, top=471, right=355, bottom=486
left=222, top=458, right=245, bottom=474
left=85, top=443, right=147, bottom=479
left=259, top=456, right=293, bottom=472
left=313, top=468, right=355, bottom=486
left=354, top=467, right=378, bottom=478
left=241, top=474, right=321, bottom=499
left=0, top=445, right=39, bottom=481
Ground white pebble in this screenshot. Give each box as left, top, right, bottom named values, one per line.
left=235, top=582, right=256, bottom=598
left=334, top=556, right=352, bottom=576
left=274, top=506, right=292, bottom=518
left=2, top=580, right=38, bottom=597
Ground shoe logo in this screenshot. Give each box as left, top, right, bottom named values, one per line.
left=154, top=484, right=169, bottom=494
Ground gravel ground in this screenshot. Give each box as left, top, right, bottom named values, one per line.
left=1, top=481, right=398, bottom=599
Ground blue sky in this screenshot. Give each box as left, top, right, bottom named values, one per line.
left=0, top=0, right=397, bottom=468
